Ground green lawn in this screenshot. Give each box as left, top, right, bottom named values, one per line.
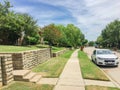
left=0, top=81, right=54, bottom=90
left=0, top=45, right=49, bottom=52
left=78, top=51, right=109, bottom=81
left=0, top=45, right=65, bottom=53
left=51, top=46, right=65, bottom=53
left=86, top=85, right=120, bottom=90
left=32, top=50, right=74, bottom=78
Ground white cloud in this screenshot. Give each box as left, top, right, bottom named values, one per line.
left=11, top=0, right=120, bottom=40
left=84, top=0, right=108, bottom=7
left=12, top=6, right=34, bottom=13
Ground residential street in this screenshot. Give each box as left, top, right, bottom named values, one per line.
left=84, top=47, right=120, bottom=88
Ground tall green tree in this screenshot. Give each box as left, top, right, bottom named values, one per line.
left=42, top=24, right=86, bottom=48
left=20, top=13, right=40, bottom=45
left=56, top=25, right=68, bottom=46
left=0, top=0, right=11, bottom=15
left=88, top=41, right=95, bottom=46
left=65, top=24, right=83, bottom=48
left=97, top=20, right=120, bottom=48
left=0, top=1, right=20, bottom=44
left=0, top=0, right=40, bottom=45
left=42, top=24, right=62, bottom=46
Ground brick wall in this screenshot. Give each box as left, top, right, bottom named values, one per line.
left=0, top=55, right=13, bottom=86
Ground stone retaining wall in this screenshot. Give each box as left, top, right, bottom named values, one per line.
left=0, top=55, right=13, bottom=86
left=0, top=48, right=51, bottom=70
left=13, top=48, right=51, bottom=70
left=52, top=49, right=68, bottom=57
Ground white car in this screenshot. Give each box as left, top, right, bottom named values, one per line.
left=91, top=49, right=119, bottom=66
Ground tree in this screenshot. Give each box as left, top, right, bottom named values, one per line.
left=20, top=13, right=40, bottom=45
left=97, top=19, right=120, bottom=48
left=88, top=41, right=95, bottom=46
left=0, top=0, right=11, bottom=15
left=42, top=24, right=86, bottom=48
left=42, top=24, right=62, bottom=46
left=0, top=1, right=40, bottom=45
left=55, top=25, right=68, bottom=46
left=56, top=24, right=85, bottom=48
left=96, top=36, right=102, bottom=43
left=0, top=11, right=22, bottom=44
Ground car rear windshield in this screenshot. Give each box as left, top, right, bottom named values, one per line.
left=97, top=50, right=112, bottom=54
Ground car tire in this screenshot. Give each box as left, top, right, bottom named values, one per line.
left=91, top=57, right=93, bottom=62
left=95, top=59, right=98, bottom=65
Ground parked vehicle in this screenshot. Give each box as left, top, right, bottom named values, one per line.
left=94, top=44, right=99, bottom=48
left=91, top=49, right=119, bottom=66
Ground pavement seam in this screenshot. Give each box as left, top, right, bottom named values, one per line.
left=56, top=84, right=85, bottom=87
left=84, top=79, right=117, bottom=87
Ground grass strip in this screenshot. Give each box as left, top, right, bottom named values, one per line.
left=78, top=50, right=109, bottom=81
left=0, top=81, right=54, bottom=90
left=0, top=45, right=49, bottom=52
left=51, top=46, right=65, bottom=53
left=32, top=50, right=74, bottom=78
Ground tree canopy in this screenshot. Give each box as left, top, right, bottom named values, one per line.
left=0, top=0, right=40, bottom=45
left=96, top=20, right=120, bottom=48
left=42, top=24, right=86, bottom=48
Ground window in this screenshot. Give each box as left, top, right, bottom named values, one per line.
left=97, top=50, right=112, bottom=54
left=93, top=50, right=96, bottom=55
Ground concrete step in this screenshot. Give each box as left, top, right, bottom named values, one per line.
left=30, top=75, right=42, bottom=83
left=23, top=72, right=36, bottom=82
left=13, top=70, right=31, bottom=81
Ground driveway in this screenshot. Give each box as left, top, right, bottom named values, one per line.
left=84, top=47, right=120, bottom=87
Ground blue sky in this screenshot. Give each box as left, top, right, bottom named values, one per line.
left=8, top=0, right=120, bottom=40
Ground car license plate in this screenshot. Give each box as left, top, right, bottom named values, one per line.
left=106, top=62, right=114, bottom=65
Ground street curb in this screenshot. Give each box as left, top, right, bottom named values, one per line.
left=99, top=67, right=120, bottom=88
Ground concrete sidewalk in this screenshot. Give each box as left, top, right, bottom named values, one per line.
left=54, top=50, right=85, bottom=90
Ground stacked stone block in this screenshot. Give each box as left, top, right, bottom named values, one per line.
left=0, top=55, right=13, bottom=86
left=22, top=48, right=51, bottom=69
left=52, top=49, right=68, bottom=57
left=0, top=48, right=51, bottom=86
left=12, top=48, right=51, bottom=70
left=12, top=53, right=23, bottom=70
left=0, top=48, right=51, bottom=70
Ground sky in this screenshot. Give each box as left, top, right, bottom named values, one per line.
left=7, top=0, right=120, bottom=40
